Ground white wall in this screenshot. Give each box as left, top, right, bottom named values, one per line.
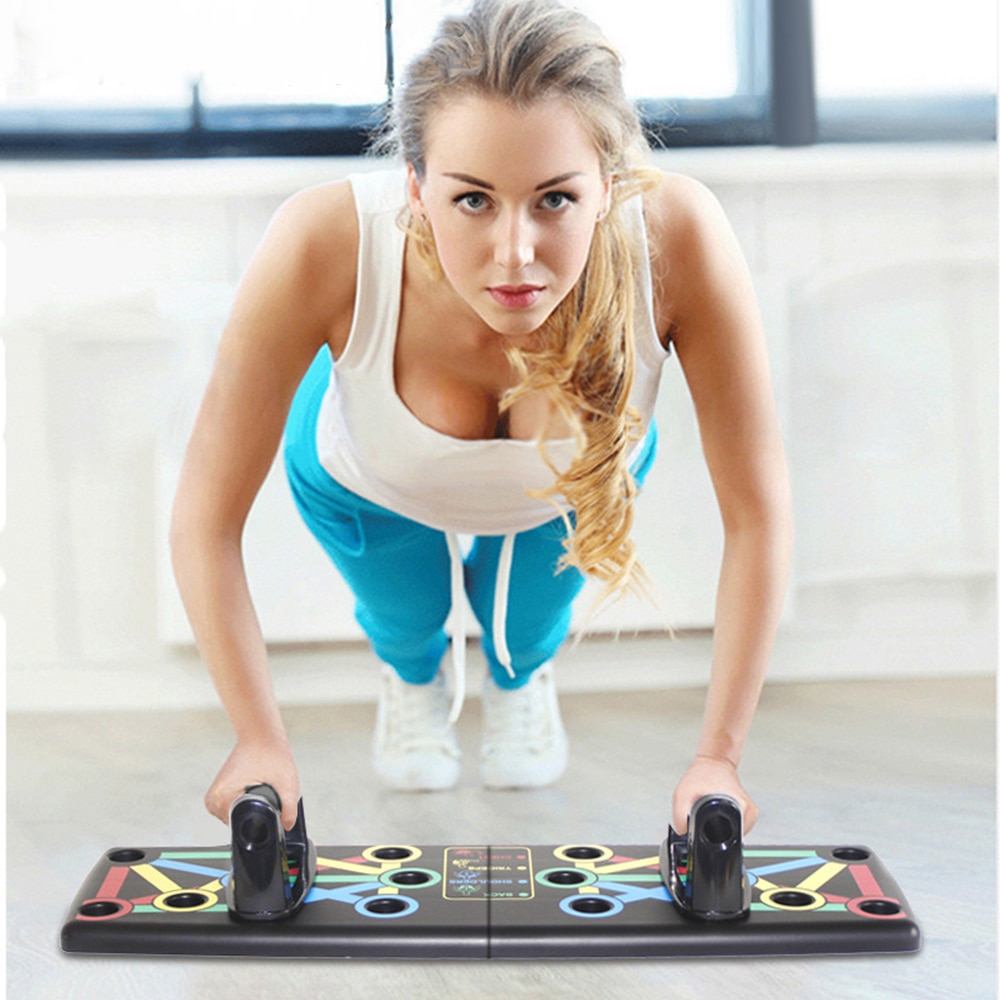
left=2, top=143, right=995, bottom=711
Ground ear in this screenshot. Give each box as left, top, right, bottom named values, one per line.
left=598, top=176, right=613, bottom=220
left=406, top=163, right=425, bottom=219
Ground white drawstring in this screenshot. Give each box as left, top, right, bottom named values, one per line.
left=493, top=533, right=517, bottom=681
left=444, top=530, right=518, bottom=725
left=445, top=532, right=466, bottom=726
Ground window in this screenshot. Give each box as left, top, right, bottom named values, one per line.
left=0, top=0, right=994, bottom=158
left=813, top=0, right=996, bottom=141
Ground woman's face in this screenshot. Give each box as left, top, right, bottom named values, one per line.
left=407, top=95, right=611, bottom=337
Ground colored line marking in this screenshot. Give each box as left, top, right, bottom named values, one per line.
left=316, top=856, right=382, bottom=875
left=153, top=859, right=231, bottom=879
left=599, top=874, right=664, bottom=883
left=160, top=851, right=231, bottom=860
left=749, top=857, right=825, bottom=879
left=797, top=862, right=846, bottom=892
left=591, top=856, right=660, bottom=875
left=750, top=902, right=848, bottom=914
left=745, top=851, right=819, bottom=858
left=850, top=865, right=883, bottom=897
left=132, top=904, right=229, bottom=915
left=132, top=864, right=181, bottom=894
left=97, top=866, right=130, bottom=899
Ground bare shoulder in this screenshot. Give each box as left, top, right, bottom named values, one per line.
left=642, top=170, right=734, bottom=267
left=642, top=170, right=751, bottom=335
left=265, top=179, right=359, bottom=301
left=231, top=178, right=360, bottom=358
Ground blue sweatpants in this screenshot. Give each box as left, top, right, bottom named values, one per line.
left=283, top=349, right=656, bottom=690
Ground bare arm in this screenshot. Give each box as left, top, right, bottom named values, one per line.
left=170, top=181, right=357, bottom=828
left=646, top=174, right=793, bottom=834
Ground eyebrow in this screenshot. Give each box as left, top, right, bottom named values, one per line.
left=442, top=171, right=585, bottom=191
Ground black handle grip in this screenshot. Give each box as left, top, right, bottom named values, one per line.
left=661, top=794, right=750, bottom=922
left=227, top=783, right=315, bottom=922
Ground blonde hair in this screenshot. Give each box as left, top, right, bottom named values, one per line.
left=376, top=0, right=659, bottom=598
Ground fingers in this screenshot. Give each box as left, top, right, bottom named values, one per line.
left=280, top=798, right=299, bottom=832
left=671, top=756, right=758, bottom=838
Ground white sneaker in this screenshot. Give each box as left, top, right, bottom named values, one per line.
left=480, top=663, right=569, bottom=789
left=373, top=667, right=461, bottom=791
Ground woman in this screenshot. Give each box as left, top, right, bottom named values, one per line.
left=170, top=0, right=792, bottom=836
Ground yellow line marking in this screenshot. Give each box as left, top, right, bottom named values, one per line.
left=592, top=856, right=659, bottom=875
left=798, top=862, right=846, bottom=892
left=132, top=864, right=180, bottom=894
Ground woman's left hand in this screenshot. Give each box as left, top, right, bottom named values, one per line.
left=671, top=754, right=758, bottom=836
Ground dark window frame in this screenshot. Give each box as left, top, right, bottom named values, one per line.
left=0, top=0, right=993, bottom=160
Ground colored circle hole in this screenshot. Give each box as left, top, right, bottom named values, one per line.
left=701, top=815, right=735, bottom=845
left=79, top=901, right=122, bottom=918
left=162, top=892, right=212, bottom=910
left=833, top=847, right=871, bottom=862
left=569, top=897, right=615, bottom=915
left=562, top=847, right=604, bottom=860
left=371, top=847, right=415, bottom=861
left=770, top=891, right=816, bottom=908
left=547, top=870, right=589, bottom=886
left=387, top=870, right=432, bottom=887
left=364, top=898, right=408, bottom=915
left=860, top=899, right=902, bottom=917
left=107, top=849, right=145, bottom=863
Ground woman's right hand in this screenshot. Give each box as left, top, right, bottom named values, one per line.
left=205, top=736, right=302, bottom=832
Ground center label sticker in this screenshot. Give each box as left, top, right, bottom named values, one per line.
left=444, top=847, right=534, bottom=900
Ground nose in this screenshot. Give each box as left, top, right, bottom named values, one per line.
left=494, top=209, right=535, bottom=271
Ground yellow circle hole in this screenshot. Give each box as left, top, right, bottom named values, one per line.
left=152, top=889, right=220, bottom=913
left=759, top=887, right=826, bottom=912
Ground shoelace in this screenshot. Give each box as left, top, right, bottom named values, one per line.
left=382, top=672, right=454, bottom=752
left=483, top=671, right=556, bottom=752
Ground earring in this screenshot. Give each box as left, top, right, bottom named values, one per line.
left=409, top=211, right=444, bottom=280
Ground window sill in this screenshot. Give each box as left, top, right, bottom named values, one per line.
left=0, top=142, right=994, bottom=202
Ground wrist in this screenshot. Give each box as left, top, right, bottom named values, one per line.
left=694, top=751, right=739, bottom=770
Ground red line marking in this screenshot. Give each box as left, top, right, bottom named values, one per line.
left=824, top=893, right=850, bottom=903
left=97, top=866, right=130, bottom=899
left=132, top=895, right=156, bottom=905
left=850, top=865, right=883, bottom=897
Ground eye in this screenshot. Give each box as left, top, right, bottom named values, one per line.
left=454, top=191, right=492, bottom=214
left=539, top=190, right=577, bottom=211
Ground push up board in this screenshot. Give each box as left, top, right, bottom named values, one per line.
left=61, top=841, right=920, bottom=959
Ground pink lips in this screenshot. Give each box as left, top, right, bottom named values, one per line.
left=488, top=285, right=544, bottom=309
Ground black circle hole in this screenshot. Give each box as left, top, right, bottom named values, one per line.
left=107, top=849, right=145, bottom=864
left=365, top=898, right=408, bottom=915
left=79, top=901, right=122, bottom=918
left=372, top=847, right=415, bottom=861
left=162, top=892, right=211, bottom=910
left=547, top=870, right=588, bottom=886
left=562, top=847, right=604, bottom=860
left=388, top=870, right=431, bottom=886
left=238, top=815, right=273, bottom=848
left=771, top=891, right=816, bottom=908
left=860, top=899, right=902, bottom=917
left=701, top=815, right=735, bottom=845
left=833, top=847, right=871, bottom=862
left=569, top=897, right=614, bottom=914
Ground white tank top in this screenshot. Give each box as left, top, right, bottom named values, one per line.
left=315, top=167, right=668, bottom=535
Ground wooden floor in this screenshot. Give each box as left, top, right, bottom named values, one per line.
left=8, top=667, right=996, bottom=998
